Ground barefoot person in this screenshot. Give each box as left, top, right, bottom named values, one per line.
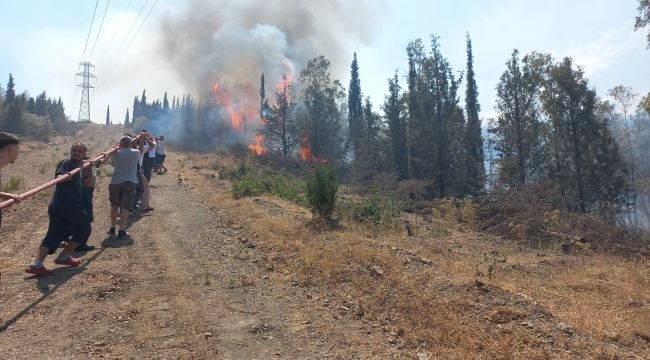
left=108, top=135, right=140, bottom=238
left=26, top=143, right=92, bottom=276
left=0, top=132, right=22, bottom=228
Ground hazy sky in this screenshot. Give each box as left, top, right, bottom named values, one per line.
left=0, top=0, right=648, bottom=125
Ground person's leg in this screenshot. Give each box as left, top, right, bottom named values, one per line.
left=143, top=155, right=152, bottom=182
left=118, top=182, right=136, bottom=237
left=26, top=212, right=66, bottom=275
left=81, top=187, right=94, bottom=223
left=110, top=206, right=118, bottom=229
left=73, top=204, right=95, bottom=251
left=141, top=176, right=151, bottom=210
left=118, top=207, right=129, bottom=232
left=108, top=184, right=120, bottom=234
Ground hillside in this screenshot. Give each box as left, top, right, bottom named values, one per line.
left=0, top=124, right=648, bottom=359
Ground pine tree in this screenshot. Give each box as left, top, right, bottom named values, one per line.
left=132, top=96, right=140, bottom=119
left=348, top=52, right=364, bottom=158
left=406, top=39, right=427, bottom=179
left=4, top=73, right=16, bottom=107
left=383, top=71, right=408, bottom=180
left=106, top=105, right=111, bottom=125
left=27, top=97, right=35, bottom=114
left=299, top=56, right=346, bottom=162
left=265, top=74, right=297, bottom=159
left=163, top=92, right=170, bottom=113
left=140, top=90, right=148, bottom=118
left=492, top=50, right=550, bottom=188
left=34, top=91, right=47, bottom=116
left=464, top=33, right=485, bottom=196
left=427, top=36, right=463, bottom=197
left=404, top=36, right=464, bottom=197
left=541, top=57, right=619, bottom=213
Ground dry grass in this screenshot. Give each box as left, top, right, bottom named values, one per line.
left=183, top=154, right=648, bottom=358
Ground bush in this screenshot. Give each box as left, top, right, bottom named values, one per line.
left=2, top=175, right=24, bottom=192
left=223, top=159, right=306, bottom=204
left=220, top=159, right=256, bottom=181
left=306, top=165, right=338, bottom=219
left=340, top=194, right=402, bottom=228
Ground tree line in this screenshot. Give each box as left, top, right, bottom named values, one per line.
left=127, top=31, right=649, bottom=226
left=0, top=73, right=72, bottom=141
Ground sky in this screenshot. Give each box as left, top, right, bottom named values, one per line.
left=0, top=0, right=648, bottom=126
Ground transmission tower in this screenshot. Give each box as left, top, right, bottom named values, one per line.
left=76, top=62, right=96, bottom=122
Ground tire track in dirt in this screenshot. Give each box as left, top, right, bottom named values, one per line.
left=118, top=168, right=295, bottom=359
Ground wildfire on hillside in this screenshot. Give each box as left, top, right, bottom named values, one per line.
left=211, top=79, right=266, bottom=154
left=299, top=131, right=327, bottom=163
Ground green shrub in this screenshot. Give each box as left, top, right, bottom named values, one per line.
left=352, top=195, right=401, bottom=227
left=306, top=165, right=338, bottom=219
left=2, top=175, right=24, bottom=192
left=220, top=159, right=256, bottom=180
left=224, top=160, right=307, bottom=204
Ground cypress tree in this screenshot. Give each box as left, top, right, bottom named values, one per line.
left=383, top=71, right=408, bottom=180
left=106, top=105, right=110, bottom=125
left=4, top=73, right=15, bottom=107
left=348, top=52, right=364, bottom=158
left=464, top=33, right=485, bottom=196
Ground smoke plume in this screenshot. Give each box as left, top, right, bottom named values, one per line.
left=154, top=0, right=381, bottom=148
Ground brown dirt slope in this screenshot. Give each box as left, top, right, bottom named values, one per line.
left=0, top=124, right=649, bottom=359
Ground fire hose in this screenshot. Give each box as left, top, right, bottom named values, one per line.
left=0, top=134, right=143, bottom=210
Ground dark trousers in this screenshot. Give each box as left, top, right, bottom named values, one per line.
left=134, top=164, right=143, bottom=208
left=142, top=155, right=153, bottom=182
left=81, top=187, right=94, bottom=223
left=42, top=209, right=92, bottom=253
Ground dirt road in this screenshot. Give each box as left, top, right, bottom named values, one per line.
left=0, top=159, right=308, bottom=358
left=2, top=126, right=649, bottom=359
left=0, top=130, right=396, bottom=359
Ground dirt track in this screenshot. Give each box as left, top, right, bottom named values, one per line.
left=1, top=126, right=650, bottom=359
left=0, top=128, right=399, bottom=359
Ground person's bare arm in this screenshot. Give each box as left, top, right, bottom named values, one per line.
left=0, top=192, right=21, bottom=202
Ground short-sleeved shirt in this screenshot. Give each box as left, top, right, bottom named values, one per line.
left=110, top=148, right=140, bottom=184
left=49, top=159, right=83, bottom=212
left=155, top=140, right=166, bottom=155
left=148, top=142, right=157, bottom=158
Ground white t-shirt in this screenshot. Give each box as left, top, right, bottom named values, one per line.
left=155, top=140, right=166, bottom=155
left=148, top=142, right=157, bottom=158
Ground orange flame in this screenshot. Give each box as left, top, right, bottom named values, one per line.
left=248, top=133, right=267, bottom=155
left=211, top=79, right=267, bottom=154
left=299, top=131, right=326, bottom=163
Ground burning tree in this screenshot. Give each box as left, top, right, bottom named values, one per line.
left=297, top=56, right=346, bottom=163
left=263, top=74, right=298, bottom=159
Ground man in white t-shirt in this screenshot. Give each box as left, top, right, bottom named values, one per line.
left=155, top=135, right=167, bottom=174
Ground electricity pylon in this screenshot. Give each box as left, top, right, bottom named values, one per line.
left=76, top=62, right=96, bottom=122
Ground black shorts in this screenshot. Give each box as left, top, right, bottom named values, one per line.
left=41, top=209, right=92, bottom=252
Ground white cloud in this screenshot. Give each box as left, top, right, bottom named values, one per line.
left=559, top=23, right=645, bottom=78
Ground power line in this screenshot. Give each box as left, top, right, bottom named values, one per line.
left=89, top=0, right=112, bottom=60
left=110, top=0, right=158, bottom=73
left=96, top=0, right=133, bottom=69
left=100, top=0, right=150, bottom=78
left=82, top=0, right=100, bottom=59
